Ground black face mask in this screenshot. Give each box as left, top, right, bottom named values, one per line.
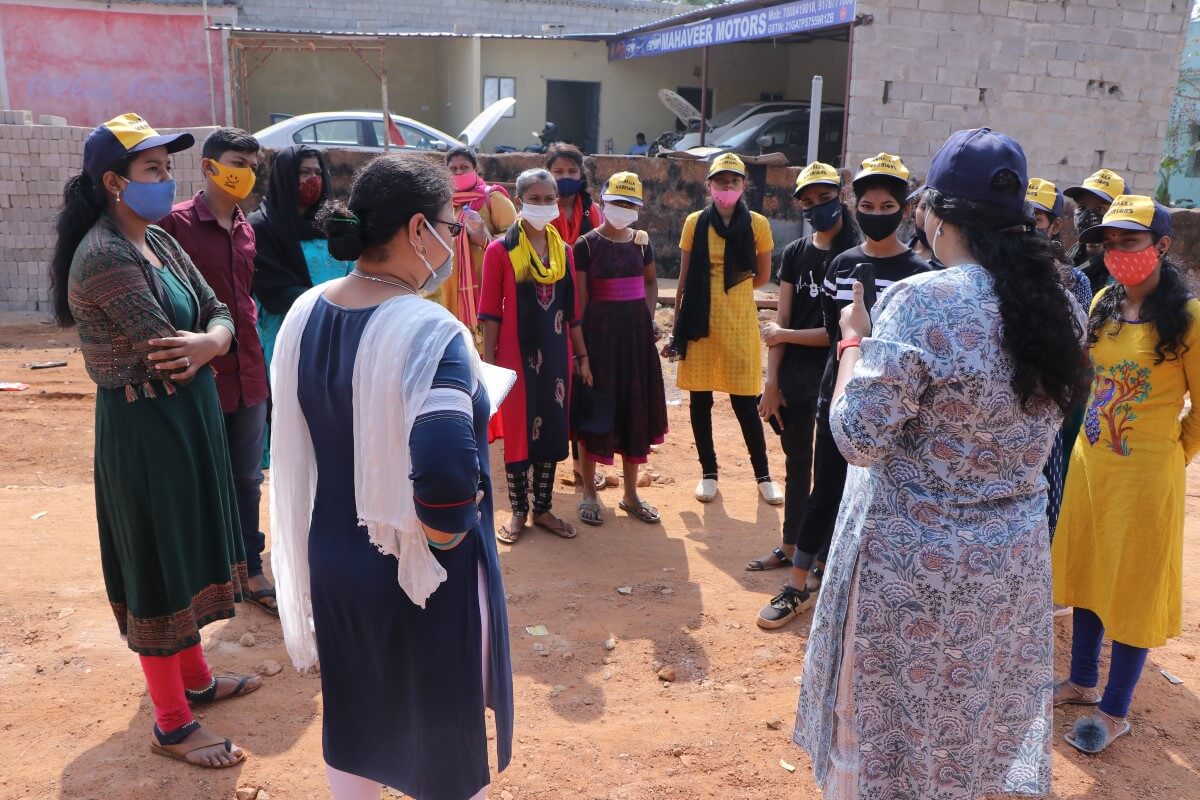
left=856, top=209, right=904, bottom=242
left=1074, top=207, right=1104, bottom=234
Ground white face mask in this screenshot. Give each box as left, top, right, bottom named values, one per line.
left=413, top=221, right=454, bottom=297
left=520, top=202, right=561, bottom=231
left=604, top=205, right=639, bottom=230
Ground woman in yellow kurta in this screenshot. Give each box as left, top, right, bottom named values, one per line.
left=1052, top=195, right=1200, bottom=755
left=440, top=146, right=517, bottom=333
left=665, top=153, right=782, bottom=505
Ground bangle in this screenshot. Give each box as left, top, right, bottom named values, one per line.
left=837, top=337, right=862, bottom=360
left=574, top=353, right=589, bottom=361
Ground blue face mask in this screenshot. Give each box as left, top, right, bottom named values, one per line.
left=802, top=198, right=842, bottom=232
left=121, top=178, right=176, bottom=223
left=555, top=176, right=582, bottom=197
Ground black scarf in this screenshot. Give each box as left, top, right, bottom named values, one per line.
left=1080, top=249, right=1110, bottom=300
left=249, top=145, right=332, bottom=315
left=674, top=201, right=757, bottom=357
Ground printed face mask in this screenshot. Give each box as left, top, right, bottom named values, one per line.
left=298, top=175, right=323, bottom=207
left=208, top=160, right=256, bottom=200
left=856, top=209, right=904, bottom=242
left=453, top=171, right=480, bottom=191
left=520, top=203, right=561, bottom=230
left=1074, top=207, right=1104, bottom=234
left=802, top=198, right=842, bottom=232
left=712, top=188, right=742, bottom=208
left=120, top=177, right=176, bottom=223
left=1104, top=245, right=1160, bottom=286
left=414, top=221, right=455, bottom=297
left=604, top=205, right=639, bottom=230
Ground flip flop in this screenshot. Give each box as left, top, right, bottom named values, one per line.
left=619, top=499, right=660, bottom=524
left=577, top=501, right=604, bottom=526
left=1065, top=713, right=1131, bottom=754
left=247, top=587, right=279, bottom=617
left=496, top=518, right=525, bottom=545
left=1054, top=679, right=1101, bottom=707
left=534, top=514, right=578, bottom=539
left=572, top=471, right=608, bottom=491
left=747, top=547, right=791, bottom=571
left=151, top=721, right=246, bottom=769
left=185, top=674, right=262, bottom=705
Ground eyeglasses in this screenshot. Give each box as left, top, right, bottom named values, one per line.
left=436, top=218, right=464, bottom=238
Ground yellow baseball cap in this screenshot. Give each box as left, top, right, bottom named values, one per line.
left=852, top=153, right=910, bottom=190
left=1026, top=178, right=1064, bottom=217
left=1064, top=168, right=1125, bottom=205
left=1078, top=194, right=1173, bottom=243
left=794, top=161, right=841, bottom=196
left=707, top=152, right=746, bottom=178
left=83, top=113, right=194, bottom=181
left=602, top=171, right=644, bottom=206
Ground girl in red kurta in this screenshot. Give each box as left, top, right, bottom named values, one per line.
left=479, top=168, right=592, bottom=545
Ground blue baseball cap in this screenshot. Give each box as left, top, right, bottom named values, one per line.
left=83, top=113, right=194, bottom=182
left=925, top=128, right=1028, bottom=216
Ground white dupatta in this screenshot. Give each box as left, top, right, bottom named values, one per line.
left=269, top=286, right=482, bottom=671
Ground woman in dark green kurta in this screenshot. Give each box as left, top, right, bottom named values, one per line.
left=51, top=113, right=259, bottom=768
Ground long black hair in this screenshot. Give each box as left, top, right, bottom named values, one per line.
left=1088, top=247, right=1193, bottom=364
left=927, top=173, right=1091, bottom=415
left=50, top=158, right=130, bottom=327
left=318, top=153, right=451, bottom=264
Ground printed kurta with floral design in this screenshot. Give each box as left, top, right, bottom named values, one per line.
left=1053, top=295, right=1200, bottom=649
left=795, top=265, right=1077, bottom=800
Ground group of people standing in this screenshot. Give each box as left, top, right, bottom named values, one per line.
left=50, top=109, right=1199, bottom=800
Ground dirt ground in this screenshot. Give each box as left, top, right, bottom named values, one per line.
left=2, top=312, right=1200, bottom=800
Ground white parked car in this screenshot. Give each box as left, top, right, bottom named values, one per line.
left=671, top=101, right=808, bottom=151
left=253, top=99, right=515, bottom=153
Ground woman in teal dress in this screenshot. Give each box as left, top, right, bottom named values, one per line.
left=250, top=145, right=351, bottom=464
left=51, top=113, right=257, bottom=769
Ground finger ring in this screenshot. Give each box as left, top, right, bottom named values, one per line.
left=183, top=356, right=190, bottom=368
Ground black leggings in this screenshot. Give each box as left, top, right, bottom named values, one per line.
left=779, top=395, right=817, bottom=547
left=506, top=462, right=557, bottom=515
left=791, top=411, right=847, bottom=570
left=689, top=391, right=771, bottom=482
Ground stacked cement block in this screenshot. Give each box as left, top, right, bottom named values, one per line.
left=0, top=121, right=216, bottom=312
left=850, top=0, right=1188, bottom=192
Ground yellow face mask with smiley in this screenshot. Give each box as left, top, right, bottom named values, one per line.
left=206, top=159, right=257, bottom=200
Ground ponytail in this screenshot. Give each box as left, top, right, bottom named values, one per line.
left=50, top=171, right=110, bottom=327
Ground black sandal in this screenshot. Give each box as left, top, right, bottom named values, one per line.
left=747, top=547, right=791, bottom=572
left=247, top=587, right=279, bottom=617
left=151, top=720, right=245, bottom=768
left=185, top=674, right=261, bottom=706
left=805, top=565, right=825, bottom=593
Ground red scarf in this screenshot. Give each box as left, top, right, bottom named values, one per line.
left=551, top=197, right=601, bottom=245
left=451, top=176, right=496, bottom=328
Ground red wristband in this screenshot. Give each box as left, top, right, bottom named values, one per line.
left=837, top=337, right=863, bottom=360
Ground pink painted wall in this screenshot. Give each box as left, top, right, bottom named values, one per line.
left=0, top=5, right=224, bottom=128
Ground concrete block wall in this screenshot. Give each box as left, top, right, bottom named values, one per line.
left=0, top=122, right=217, bottom=312
left=237, top=0, right=676, bottom=35
left=849, top=0, right=1189, bottom=192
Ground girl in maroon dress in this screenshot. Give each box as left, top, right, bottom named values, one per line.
left=479, top=168, right=592, bottom=545
left=572, top=172, right=668, bottom=526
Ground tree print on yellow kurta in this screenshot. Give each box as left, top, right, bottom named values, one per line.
left=1083, top=360, right=1152, bottom=456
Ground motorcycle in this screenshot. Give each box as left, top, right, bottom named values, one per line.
left=494, top=121, right=558, bottom=154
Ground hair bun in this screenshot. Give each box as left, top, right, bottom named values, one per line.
left=316, top=200, right=365, bottom=261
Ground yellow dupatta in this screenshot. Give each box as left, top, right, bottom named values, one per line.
left=510, top=220, right=567, bottom=284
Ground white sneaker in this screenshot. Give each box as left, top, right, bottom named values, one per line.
left=695, top=478, right=719, bottom=502
left=758, top=480, right=784, bottom=506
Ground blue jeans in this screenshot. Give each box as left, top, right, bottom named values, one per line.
left=1068, top=607, right=1150, bottom=718
left=224, top=400, right=267, bottom=577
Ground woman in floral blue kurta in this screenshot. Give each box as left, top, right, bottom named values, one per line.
left=794, top=264, right=1072, bottom=798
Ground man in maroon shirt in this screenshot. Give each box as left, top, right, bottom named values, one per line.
left=160, top=128, right=277, bottom=614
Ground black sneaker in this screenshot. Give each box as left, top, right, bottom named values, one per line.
left=756, top=586, right=813, bottom=630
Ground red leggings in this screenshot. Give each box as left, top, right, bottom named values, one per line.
left=138, top=644, right=214, bottom=732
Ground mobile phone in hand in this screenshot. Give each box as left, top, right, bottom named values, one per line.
left=767, top=413, right=783, bottom=436
left=854, top=262, right=877, bottom=313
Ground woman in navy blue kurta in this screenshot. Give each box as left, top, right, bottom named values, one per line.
left=297, top=295, right=512, bottom=800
